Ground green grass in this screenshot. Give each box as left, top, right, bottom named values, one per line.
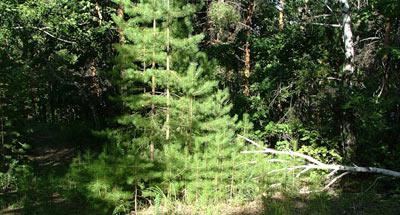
left=3, top=160, right=400, bottom=215
left=2, top=123, right=400, bottom=214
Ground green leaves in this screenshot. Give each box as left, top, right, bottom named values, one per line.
left=56, top=49, right=79, bottom=65
left=390, top=47, right=400, bottom=60
left=209, top=2, right=241, bottom=30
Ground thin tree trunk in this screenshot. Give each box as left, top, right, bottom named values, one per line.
left=28, top=70, right=37, bottom=121
left=150, top=1, right=157, bottom=161
left=0, top=117, right=3, bottom=161
left=165, top=0, right=171, bottom=140
left=95, top=1, right=103, bottom=25
left=279, top=0, right=285, bottom=31
left=243, top=41, right=251, bottom=96
left=339, top=0, right=356, bottom=159
left=143, top=45, right=147, bottom=94
left=134, top=185, right=138, bottom=213
left=340, top=0, right=355, bottom=76
left=88, top=61, right=101, bottom=128
left=342, top=117, right=355, bottom=159
left=0, top=88, right=4, bottom=160
left=243, top=0, right=254, bottom=96
left=117, top=5, right=124, bottom=43
left=50, top=82, right=55, bottom=124
left=379, top=18, right=391, bottom=97
left=188, top=97, right=193, bottom=152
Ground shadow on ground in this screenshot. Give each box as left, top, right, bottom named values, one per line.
left=1, top=123, right=111, bottom=215
left=261, top=190, right=400, bottom=215
left=2, top=124, right=400, bottom=214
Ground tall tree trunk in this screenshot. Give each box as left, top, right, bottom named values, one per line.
left=88, top=61, right=101, bottom=128
left=0, top=116, right=3, bottom=161
left=243, top=41, right=251, bottom=96
left=378, top=18, right=391, bottom=97
left=165, top=0, right=171, bottom=140
left=339, top=0, right=356, bottom=159
left=49, top=82, right=55, bottom=124
left=243, top=0, right=254, bottom=96
left=341, top=114, right=355, bottom=159
left=340, top=0, right=355, bottom=76
left=0, top=87, right=4, bottom=162
left=278, top=0, right=285, bottom=31
left=117, top=5, right=124, bottom=43
left=134, top=185, right=138, bottom=213
left=150, top=1, right=157, bottom=161
left=188, top=97, right=193, bottom=152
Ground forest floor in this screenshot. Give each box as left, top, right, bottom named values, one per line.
left=135, top=191, right=400, bottom=215
left=1, top=126, right=400, bottom=214
left=1, top=133, right=80, bottom=214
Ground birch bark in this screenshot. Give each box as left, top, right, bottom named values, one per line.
left=339, top=0, right=355, bottom=75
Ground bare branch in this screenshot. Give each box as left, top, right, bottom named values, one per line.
left=238, top=134, right=263, bottom=148
left=308, top=22, right=341, bottom=28
left=95, top=1, right=103, bottom=25
left=239, top=135, right=325, bottom=166
left=364, top=176, right=384, bottom=193
left=327, top=169, right=339, bottom=178
left=358, top=37, right=380, bottom=43
left=296, top=166, right=312, bottom=178
left=312, top=14, right=332, bottom=19
left=14, top=26, right=76, bottom=44
left=323, top=172, right=349, bottom=191
left=36, top=28, right=76, bottom=44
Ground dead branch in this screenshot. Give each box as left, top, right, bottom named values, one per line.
left=14, top=26, right=76, bottom=44
left=322, top=172, right=349, bottom=190
left=296, top=166, right=312, bottom=178
left=308, top=22, right=342, bottom=28
left=327, top=169, right=339, bottom=178
left=95, top=1, right=103, bottom=25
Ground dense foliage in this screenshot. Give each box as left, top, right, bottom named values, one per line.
left=1, top=0, right=399, bottom=214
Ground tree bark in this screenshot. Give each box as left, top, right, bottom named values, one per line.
left=278, top=0, right=285, bottom=31
left=95, top=1, right=103, bottom=25
left=338, top=0, right=356, bottom=159
left=378, top=18, right=391, bottom=97
left=150, top=1, right=157, bottom=161
left=165, top=0, right=171, bottom=140
left=88, top=61, right=101, bottom=128
left=117, top=5, right=124, bottom=43
left=339, top=0, right=355, bottom=76
left=188, top=97, right=193, bottom=152
left=0, top=88, right=4, bottom=161
left=243, top=0, right=255, bottom=96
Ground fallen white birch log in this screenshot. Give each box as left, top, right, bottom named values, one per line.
left=238, top=135, right=400, bottom=178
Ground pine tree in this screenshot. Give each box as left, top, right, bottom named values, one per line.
left=113, top=0, right=202, bottom=159
left=112, top=0, right=263, bottom=208
left=113, top=0, right=167, bottom=160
